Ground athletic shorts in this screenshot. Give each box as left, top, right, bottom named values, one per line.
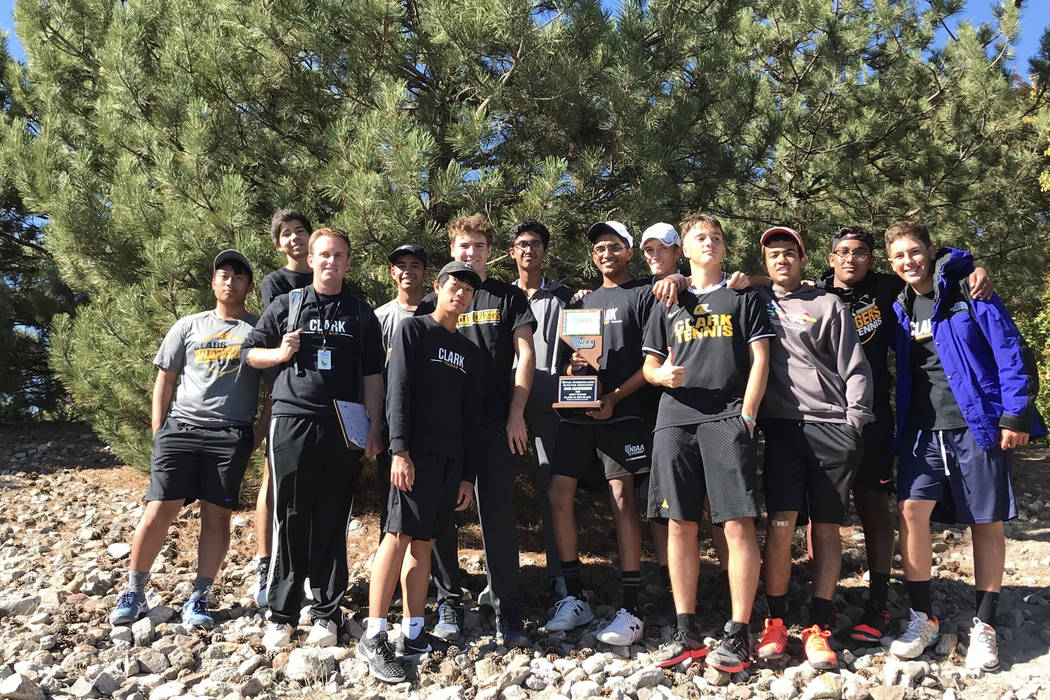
left=761, top=419, right=862, bottom=525
left=146, top=418, right=253, bottom=508
left=384, top=453, right=462, bottom=540
left=648, top=416, right=760, bottom=524
left=551, top=416, right=651, bottom=491
left=897, top=426, right=1017, bottom=524
left=853, top=419, right=895, bottom=492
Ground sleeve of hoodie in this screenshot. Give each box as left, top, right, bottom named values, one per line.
left=970, top=294, right=1039, bottom=433
left=385, top=318, right=419, bottom=455
left=832, top=296, right=875, bottom=430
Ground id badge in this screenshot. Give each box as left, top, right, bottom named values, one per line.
left=317, top=349, right=333, bottom=371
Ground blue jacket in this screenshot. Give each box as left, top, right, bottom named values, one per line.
left=891, top=247, right=1046, bottom=451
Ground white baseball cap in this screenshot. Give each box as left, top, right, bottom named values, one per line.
left=587, top=221, right=633, bottom=248
left=639, top=222, right=680, bottom=248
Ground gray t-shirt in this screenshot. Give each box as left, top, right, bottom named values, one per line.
left=375, top=299, right=417, bottom=362
left=154, top=310, right=262, bottom=427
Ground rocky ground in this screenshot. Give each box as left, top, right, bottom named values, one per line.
left=0, top=422, right=1048, bottom=700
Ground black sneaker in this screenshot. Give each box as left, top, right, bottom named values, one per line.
left=654, top=626, right=706, bottom=667
left=495, top=615, right=530, bottom=649
left=708, top=621, right=752, bottom=673
left=395, top=630, right=432, bottom=659
left=356, top=631, right=408, bottom=683
left=431, top=602, right=464, bottom=641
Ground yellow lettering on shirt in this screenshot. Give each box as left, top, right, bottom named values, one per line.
left=672, top=313, right=734, bottom=344
left=457, top=309, right=501, bottom=326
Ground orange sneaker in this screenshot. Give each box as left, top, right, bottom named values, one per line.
left=756, top=617, right=788, bottom=659
left=802, top=624, right=837, bottom=669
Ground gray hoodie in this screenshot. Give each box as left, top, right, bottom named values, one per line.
left=757, top=284, right=874, bottom=431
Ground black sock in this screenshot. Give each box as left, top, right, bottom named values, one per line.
left=659, top=565, right=671, bottom=590
left=561, top=560, right=582, bottom=599
left=258, top=556, right=271, bottom=581
left=726, top=620, right=749, bottom=639
left=622, top=570, right=641, bottom=613
left=767, top=594, right=788, bottom=621
left=676, top=613, right=695, bottom=633
left=809, top=597, right=835, bottom=628
left=868, top=572, right=890, bottom=609
left=975, top=590, right=999, bottom=626
left=905, top=579, right=933, bottom=616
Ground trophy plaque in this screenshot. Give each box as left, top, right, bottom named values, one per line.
left=552, top=308, right=603, bottom=411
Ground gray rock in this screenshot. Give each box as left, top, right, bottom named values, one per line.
left=145, top=606, right=174, bottom=626
left=69, top=676, right=100, bottom=698
left=131, top=618, right=154, bottom=646
left=581, top=654, right=606, bottom=676
left=109, top=627, right=134, bottom=646
left=935, top=633, right=958, bottom=657
left=135, top=650, right=169, bottom=675
left=703, top=667, right=731, bottom=687
left=569, top=680, right=601, bottom=698
left=146, top=681, right=185, bottom=700
left=771, top=677, right=799, bottom=699
left=869, top=688, right=907, bottom=700
left=501, top=687, right=528, bottom=700
left=93, top=671, right=123, bottom=695
left=0, top=671, right=33, bottom=699
left=802, top=673, right=844, bottom=699
left=239, top=677, right=263, bottom=697
left=0, top=595, right=40, bottom=617
left=283, top=648, right=334, bottom=683
left=900, top=661, right=930, bottom=682
left=475, top=658, right=501, bottom=684
left=427, top=687, right=466, bottom=700
left=237, top=655, right=264, bottom=677
left=107, top=543, right=132, bottom=560
left=626, top=666, right=664, bottom=690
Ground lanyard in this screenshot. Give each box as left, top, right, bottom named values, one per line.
left=313, top=287, right=342, bottom=350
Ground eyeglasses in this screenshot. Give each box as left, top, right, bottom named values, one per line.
left=832, top=250, right=871, bottom=262
left=592, top=243, right=626, bottom=255
left=514, top=241, right=546, bottom=252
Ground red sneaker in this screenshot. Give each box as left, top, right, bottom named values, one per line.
left=802, top=624, right=837, bottom=669
left=756, top=617, right=788, bottom=659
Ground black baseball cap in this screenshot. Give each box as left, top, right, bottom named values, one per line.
left=213, top=249, right=253, bottom=281
left=436, top=261, right=482, bottom=290
left=831, top=227, right=876, bottom=253
left=387, top=243, right=428, bottom=267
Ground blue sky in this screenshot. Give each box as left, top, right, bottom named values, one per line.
left=0, top=1, right=1045, bottom=72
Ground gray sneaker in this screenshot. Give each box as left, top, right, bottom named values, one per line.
left=431, top=602, right=464, bottom=641
left=356, top=632, right=407, bottom=683
left=110, top=590, right=149, bottom=626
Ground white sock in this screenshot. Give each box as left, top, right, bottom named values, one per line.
left=364, top=617, right=387, bottom=639
left=406, top=616, right=424, bottom=640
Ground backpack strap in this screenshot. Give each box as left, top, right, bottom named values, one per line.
left=287, top=286, right=307, bottom=334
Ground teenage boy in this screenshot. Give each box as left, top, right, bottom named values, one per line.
left=643, top=214, right=772, bottom=671
left=509, top=220, right=573, bottom=600
left=245, top=228, right=385, bottom=650
left=253, top=209, right=313, bottom=607
left=375, top=243, right=429, bottom=531
left=884, top=221, right=1043, bottom=671
left=755, top=226, right=873, bottom=670
left=545, top=221, right=658, bottom=646
left=812, top=226, right=992, bottom=643
left=110, top=251, right=265, bottom=628
left=416, top=214, right=536, bottom=648
left=357, top=262, right=485, bottom=683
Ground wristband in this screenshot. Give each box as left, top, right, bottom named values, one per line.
left=741, top=413, right=756, bottom=426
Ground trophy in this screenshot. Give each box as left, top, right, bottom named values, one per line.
left=552, top=308, right=604, bottom=413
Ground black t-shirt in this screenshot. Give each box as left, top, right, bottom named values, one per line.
left=905, top=291, right=967, bottom=430
left=558, top=278, right=658, bottom=423
left=816, top=270, right=902, bottom=424
left=417, top=277, right=536, bottom=417
left=244, top=286, right=385, bottom=417
left=261, top=267, right=314, bottom=308
left=642, top=284, right=774, bottom=428
left=385, top=316, right=485, bottom=481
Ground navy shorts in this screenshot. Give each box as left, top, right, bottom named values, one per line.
left=897, top=426, right=1017, bottom=524
left=147, top=418, right=253, bottom=508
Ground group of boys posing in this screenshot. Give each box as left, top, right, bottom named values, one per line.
left=106, top=207, right=1043, bottom=686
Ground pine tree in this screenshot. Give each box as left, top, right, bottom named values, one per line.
left=3, top=0, right=1048, bottom=468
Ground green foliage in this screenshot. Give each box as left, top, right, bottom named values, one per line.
left=2, top=0, right=1049, bottom=466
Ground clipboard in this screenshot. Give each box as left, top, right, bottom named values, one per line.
left=333, top=399, right=371, bottom=450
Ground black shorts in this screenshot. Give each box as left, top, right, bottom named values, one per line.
left=648, top=417, right=760, bottom=524
left=852, top=419, right=894, bottom=492
left=761, top=419, right=862, bottom=525
left=146, top=418, right=253, bottom=509
left=384, top=453, right=462, bottom=541
left=552, top=417, right=651, bottom=491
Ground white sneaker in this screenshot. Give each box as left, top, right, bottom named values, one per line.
left=597, top=608, right=644, bottom=646
left=262, top=622, right=293, bottom=650
left=965, top=618, right=999, bottom=672
left=303, top=577, right=314, bottom=602
left=890, top=609, right=939, bottom=659
left=545, top=596, right=595, bottom=632
left=306, top=619, right=339, bottom=647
